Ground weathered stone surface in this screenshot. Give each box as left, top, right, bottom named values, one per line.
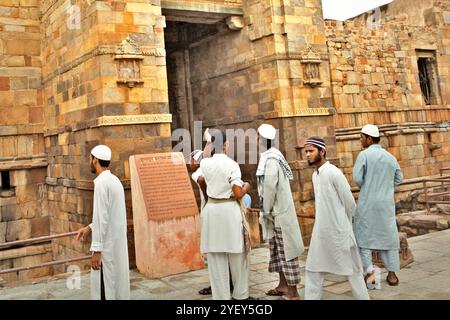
left=30, top=216, right=49, bottom=237
left=409, top=215, right=439, bottom=229
left=6, top=219, right=31, bottom=241
left=436, top=218, right=449, bottom=230
left=436, top=204, right=450, bottom=214
left=0, top=222, right=6, bottom=243
left=1, top=204, right=21, bottom=221
left=397, top=214, right=413, bottom=226
left=444, top=11, right=450, bottom=24
left=400, top=226, right=418, bottom=237
left=5, top=40, right=40, bottom=55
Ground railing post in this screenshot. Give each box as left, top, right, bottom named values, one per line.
left=423, top=180, right=429, bottom=214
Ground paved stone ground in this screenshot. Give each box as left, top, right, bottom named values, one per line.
left=1, top=230, right=449, bottom=300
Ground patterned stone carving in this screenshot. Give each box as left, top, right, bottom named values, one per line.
left=96, top=114, right=173, bottom=127
left=115, top=37, right=144, bottom=88
left=301, top=45, right=322, bottom=87
left=226, top=16, right=244, bottom=30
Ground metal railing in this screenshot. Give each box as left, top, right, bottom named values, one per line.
left=0, top=231, right=90, bottom=276
left=422, top=176, right=450, bottom=214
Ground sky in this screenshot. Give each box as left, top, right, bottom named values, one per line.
left=322, top=0, right=393, bottom=21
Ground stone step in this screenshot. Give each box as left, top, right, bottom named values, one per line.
left=397, top=210, right=450, bottom=237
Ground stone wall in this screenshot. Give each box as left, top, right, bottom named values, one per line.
left=0, top=0, right=49, bottom=282
left=326, top=6, right=450, bottom=129
left=40, top=0, right=171, bottom=273
left=327, top=0, right=450, bottom=216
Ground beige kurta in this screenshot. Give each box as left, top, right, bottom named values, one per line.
left=262, top=158, right=304, bottom=261
left=199, top=153, right=244, bottom=253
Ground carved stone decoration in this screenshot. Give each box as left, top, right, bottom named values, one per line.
left=300, top=45, right=322, bottom=87
left=115, top=36, right=144, bottom=88
left=226, top=16, right=244, bottom=30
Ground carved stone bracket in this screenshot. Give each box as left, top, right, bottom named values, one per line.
left=226, top=16, right=244, bottom=30
left=115, top=37, right=144, bottom=88
left=300, top=45, right=323, bottom=87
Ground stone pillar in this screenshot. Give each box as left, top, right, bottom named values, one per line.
left=41, top=0, right=171, bottom=270
left=244, top=0, right=336, bottom=243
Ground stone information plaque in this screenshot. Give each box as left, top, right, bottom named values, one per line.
left=133, top=152, right=198, bottom=220
left=130, top=152, right=204, bottom=278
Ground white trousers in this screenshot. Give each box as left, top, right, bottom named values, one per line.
left=304, top=270, right=370, bottom=300
left=206, top=252, right=249, bottom=300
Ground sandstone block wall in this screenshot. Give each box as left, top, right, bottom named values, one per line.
left=0, top=0, right=48, bottom=282
left=328, top=0, right=450, bottom=218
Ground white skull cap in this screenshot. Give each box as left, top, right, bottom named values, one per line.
left=361, top=124, right=380, bottom=138
left=91, top=145, right=112, bottom=161
left=258, top=124, right=276, bottom=140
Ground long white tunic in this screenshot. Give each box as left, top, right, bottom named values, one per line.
left=199, top=154, right=244, bottom=253
left=89, top=170, right=130, bottom=300
left=306, top=162, right=363, bottom=276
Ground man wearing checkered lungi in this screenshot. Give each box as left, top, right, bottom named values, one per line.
left=256, top=124, right=305, bottom=300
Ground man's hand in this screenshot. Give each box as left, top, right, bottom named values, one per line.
left=91, top=251, right=102, bottom=270
left=75, top=226, right=91, bottom=241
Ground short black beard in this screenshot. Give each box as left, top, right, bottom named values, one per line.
left=90, top=163, right=96, bottom=174
left=307, top=155, right=322, bottom=166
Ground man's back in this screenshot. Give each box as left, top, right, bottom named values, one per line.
left=94, top=171, right=127, bottom=233
left=354, top=144, right=402, bottom=194
left=353, top=145, right=402, bottom=250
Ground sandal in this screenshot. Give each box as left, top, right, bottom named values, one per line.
left=198, top=286, right=212, bottom=295
left=364, top=272, right=377, bottom=290
left=266, top=288, right=285, bottom=296
left=386, top=274, right=399, bottom=286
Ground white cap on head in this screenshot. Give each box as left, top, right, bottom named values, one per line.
left=361, top=124, right=380, bottom=138
left=91, top=145, right=111, bottom=161
left=258, top=124, right=276, bottom=140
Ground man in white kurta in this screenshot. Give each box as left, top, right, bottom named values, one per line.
left=76, top=145, right=130, bottom=300
left=304, top=137, right=369, bottom=300
left=199, top=133, right=251, bottom=300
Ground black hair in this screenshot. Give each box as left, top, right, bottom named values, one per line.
left=308, top=144, right=327, bottom=158
left=210, top=129, right=227, bottom=156
left=98, top=159, right=110, bottom=168
left=362, top=133, right=380, bottom=143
